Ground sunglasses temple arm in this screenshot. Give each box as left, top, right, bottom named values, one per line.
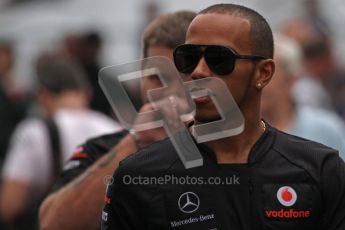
left=237, top=54, right=266, bottom=60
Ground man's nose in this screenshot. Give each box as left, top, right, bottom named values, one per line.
left=189, top=57, right=212, bottom=80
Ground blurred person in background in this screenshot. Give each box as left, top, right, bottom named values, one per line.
left=0, top=57, right=121, bottom=230
left=282, top=5, right=345, bottom=120
left=39, top=10, right=196, bottom=230
left=304, top=0, right=329, bottom=34
left=61, top=34, right=82, bottom=63
left=0, top=41, right=30, bottom=168
left=77, top=31, right=113, bottom=117
left=129, top=1, right=161, bottom=110
left=282, top=18, right=333, bottom=110
left=261, top=34, right=345, bottom=159
left=136, top=0, right=160, bottom=56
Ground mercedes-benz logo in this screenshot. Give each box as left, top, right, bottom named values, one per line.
left=178, top=192, right=200, bottom=213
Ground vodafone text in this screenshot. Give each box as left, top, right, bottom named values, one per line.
left=265, top=209, right=310, bottom=219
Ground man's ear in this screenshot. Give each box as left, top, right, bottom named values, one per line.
left=254, top=59, right=275, bottom=89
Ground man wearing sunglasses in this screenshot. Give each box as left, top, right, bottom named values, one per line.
left=103, top=3, right=345, bottom=230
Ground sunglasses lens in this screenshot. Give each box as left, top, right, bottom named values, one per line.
left=205, top=46, right=235, bottom=75
left=174, top=45, right=201, bottom=74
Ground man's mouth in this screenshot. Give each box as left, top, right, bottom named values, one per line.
left=189, top=88, right=212, bottom=104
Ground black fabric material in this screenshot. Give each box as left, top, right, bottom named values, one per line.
left=52, top=130, right=127, bottom=192
left=102, top=123, right=345, bottom=230
left=0, top=85, right=28, bottom=167
left=44, top=118, right=62, bottom=184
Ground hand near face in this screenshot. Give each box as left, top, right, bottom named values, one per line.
left=135, top=95, right=194, bottom=147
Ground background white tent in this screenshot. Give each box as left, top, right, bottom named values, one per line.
left=0, top=0, right=344, bottom=90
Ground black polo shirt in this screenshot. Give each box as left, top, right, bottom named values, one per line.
left=102, top=123, right=345, bottom=230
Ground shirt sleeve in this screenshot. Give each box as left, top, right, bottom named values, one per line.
left=52, top=131, right=127, bottom=192
left=51, top=143, right=95, bottom=192
left=101, top=164, right=145, bottom=230
left=319, top=152, right=345, bottom=229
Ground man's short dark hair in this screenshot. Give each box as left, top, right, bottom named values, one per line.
left=199, top=4, right=274, bottom=58
left=36, top=57, right=88, bottom=94
left=142, top=10, right=196, bottom=58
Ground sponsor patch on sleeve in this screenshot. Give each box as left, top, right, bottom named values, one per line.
left=70, top=146, right=88, bottom=159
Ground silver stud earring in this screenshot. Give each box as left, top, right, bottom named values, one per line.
left=257, top=83, right=262, bottom=88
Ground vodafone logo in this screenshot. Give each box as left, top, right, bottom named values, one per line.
left=277, top=186, right=297, bottom=207
left=265, top=185, right=311, bottom=219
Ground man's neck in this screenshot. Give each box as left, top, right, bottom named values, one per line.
left=202, top=116, right=265, bottom=164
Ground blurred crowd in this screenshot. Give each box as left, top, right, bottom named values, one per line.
left=1, top=0, right=345, bottom=229
left=0, top=30, right=119, bottom=164
left=0, top=31, right=123, bottom=229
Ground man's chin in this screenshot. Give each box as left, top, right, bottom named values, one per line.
left=194, top=114, right=222, bottom=124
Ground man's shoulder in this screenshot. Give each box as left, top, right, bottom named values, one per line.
left=274, top=128, right=338, bottom=156
left=118, top=138, right=181, bottom=174
left=55, top=109, right=123, bottom=139
left=272, top=129, right=339, bottom=182
left=84, top=131, right=127, bottom=149
left=66, top=131, right=126, bottom=167
left=52, top=131, right=127, bottom=191
left=14, top=117, right=46, bottom=134
left=78, top=130, right=127, bottom=160
left=7, top=118, right=47, bottom=150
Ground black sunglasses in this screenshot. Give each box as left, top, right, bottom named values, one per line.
left=173, top=44, right=266, bottom=76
